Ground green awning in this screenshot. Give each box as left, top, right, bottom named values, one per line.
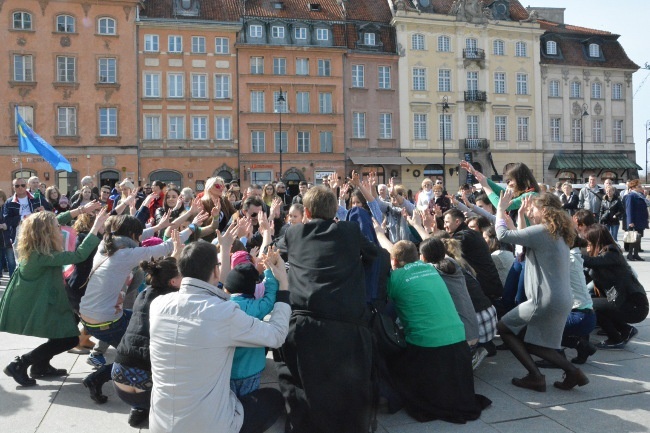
left=548, top=154, right=641, bottom=171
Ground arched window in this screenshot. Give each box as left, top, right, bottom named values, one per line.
left=99, top=170, right=120, bottom=189
left=546, top=40, right=557, bottom=55
left=97, top=17, right=116, bottom=35
left=56, top=170, right=79, bottom=196
left=12, top=168, right=37, bottom=181
left=149, top=170, right=182, bottom=188
left=56, top=14, right=75, bottom=33
left=412, top=34, right=425, bottom=50
left=217, top=170, right=233, bottom=183
left=13, top=11, right=32, bottom=30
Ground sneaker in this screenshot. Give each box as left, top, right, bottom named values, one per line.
left=471, top=347, right=488, bottom=370
left=623, top=326, right=639, bottom=343
left=86, top=353, right=106, bottom=369
left=595, top=340, right=626, bottom=350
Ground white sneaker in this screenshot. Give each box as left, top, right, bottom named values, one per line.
left=472, top=347, right=488, bottom=370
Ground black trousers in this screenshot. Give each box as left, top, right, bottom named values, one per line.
left=239, top=388, right=284, bottom=433
left=593, top=294, right=649, bottom=342
left=24, top=336, right=78, bottom=370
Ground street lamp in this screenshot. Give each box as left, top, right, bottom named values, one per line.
left=645, top=120, right=650, bottom=184
left=276, top=88, right=285, bottom=182
left=580, top=103, right=589, bottom=182
left=442, top=96, right=449, bottom=187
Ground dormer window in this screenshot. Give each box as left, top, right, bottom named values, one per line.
left=546, top=40, right=557, bottom=55
left=273, top=2, right=284, bottom=9
left=309, top=3, right=321, bottom=11
left=295, top=27, right=307, bottom=40
left=250, top=25, right=262, bottom=38
left=316, top=28, right=328, bottom=41
left=175, top=0, right=199, bottom=17
left=589, top=43, right=600, bottom=57
left=364, top=33, right=376, bottom=46
left=271, top=26, right=285, bottom=39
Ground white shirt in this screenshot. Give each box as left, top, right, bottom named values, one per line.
left=17, top=196, right=31, bottom=220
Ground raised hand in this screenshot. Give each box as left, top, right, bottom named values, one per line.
left=330, top=172, right=339, bottom=191
left=90, top=207, right=110, bottom=235
left=191, top=210, right=210, bottom=226
left=498, top=189, right=514, bottom=211
left=350, top=170, right=360, bottom=187
left=217, top=222, right=238, bottom=249
left=170, top=229, right=183, bottom=258
left=191, top=196, right=203, bottom=214
left=83, top=200, right=103, bottom=214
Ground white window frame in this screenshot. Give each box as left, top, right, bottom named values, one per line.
left=515, top=41, right=527, bottom=57
left=379, top=113, right=392, bottom=139
left=570, top=81, right=581, bottom=98
left=273, top=91, right=288, bottom=113
left=412, top=68, right=426, bottom=91
left=352, top=65, right=365, bottom=88
left=250, top=57, right=264, bottom=74
left=378, top=66, right=391, bottom=89
left=144, top=115, right=161, bottom=140
left=13, top=54, right=33, bottom=82
left=593, top=118, right=603, bottom=143
left=57, top=15, right=75, bottom=33
left=57, top=56, right=76, bottom=82
left=494, top=72, right=506, bottom=94
left=191, top=74, right=208, bottom=99
left=296, top=58, right=309, bottom=75
left=517, top=116, right=529, bottom=141
left=271, top=26, right=285, bottom=39
left=168, top=35, right=182, bottom=53
left=320, top=131, right=333, bottom=153
left=549, top=80, right=560, bottom=97
left=592, top=82, right=602, bottom=99
left=495, top=116, right=507, bottom=141
left=319, top=92, right=332, bottom=114
left=98, top=58, right=116, bottom=83
left=297, top=131, right=311, bottom=153
left=144, top=73, right=161, bottom=98
left=550, top=117, right=561, bottom=142
left=438, top=69, right=451, bottom=92
left=168, top=116, right=185, bottom=140
left=439, top=114, right=452, bottom=140
left=612, top=83, right=623, bottom=100
left=589, top=43, right=600, bottom=58
left=296, top=92, right=310, bottom=114
left=144, top=34, right=159, bottom=52
left=316, top=28, right=329, bottom=41
left=250, top=91, right=265, bottom=113
left=215, top=37, right=229, bottom=54
left=215, top=116, right=232, bottom=141
left=516, top=73, right=528, bottom=95
left=249, top=25, right=263, bottom=38
left=438, top=35, right=450, bottom=52
left=353, top=112, right=366, bottom=138
left=13, top=11, right=32, bottom=30
left=167, top=73, right=184, bottom=98
left=467, top=71, right=478, bottom=92
left=613, top=119, right=623, bottom=143
left=572, top=119, right=582, bottom=143
left=273, top=57, right=286, bottom=75
left=214, top=74, right=231, bottom=99
left=467, top=115, right=479, bottom=139
left=546, top=40, right=557, bottom=55
left=318, top=59, right=331, bottom=76
left=97, top=17, right=116, bottom=35
left=192, top=116, right=208, bottom=140
left=364, top=33, right=376, bottom=46
left=274, top=131, right=288, bottom=153
left=414, top=114, right=427, bottom=140
left=493, top=39, right=505, bottom=56
left=57, top=107, right=77, bottom=136
left=295, top=27, right=307, bottom=40
left=191, top=36, right=206, bottom=54
left=251, top=131, right=265, bottom=153
left=412, top=34, right=425, bottom=50
left=99, top=107, right=117, bottom=136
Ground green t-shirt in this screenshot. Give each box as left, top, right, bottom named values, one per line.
left=387, top=261, right=465, bottom=348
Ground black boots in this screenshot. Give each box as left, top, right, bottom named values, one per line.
left=628, top=240, right=644, bottom=261
left=83, top=369, right=108, bottom=404
left=572, top=337, right=597, bottom=364
left=4, top=356, right=36, bottom=386
left=128, top=408, right=149, bottom=427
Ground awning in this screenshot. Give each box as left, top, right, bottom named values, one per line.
left=405, top=157, right=444, bottom=165
left=548, top=154, right=641, bottom=171
left=349, top=156, right=411, bottom=165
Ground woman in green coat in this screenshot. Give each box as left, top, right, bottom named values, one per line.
left=1, top=205, right=107, bottom=386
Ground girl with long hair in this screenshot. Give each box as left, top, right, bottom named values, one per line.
left=201, top=176, right=236, bottom=239
left=262, top=183, right=279, bottom=208
left=154, top=187, right=183, bottom=225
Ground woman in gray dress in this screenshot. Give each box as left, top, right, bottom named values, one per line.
left=495, top=192, right=589, bottom=392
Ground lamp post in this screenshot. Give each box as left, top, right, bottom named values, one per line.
left=442, top=96, right=449, bottom=187
left=277, top=88, right=285, bottom=182
left=645, top=120, right=650, bottom=184
left=580, top=103, right=589, bottom=182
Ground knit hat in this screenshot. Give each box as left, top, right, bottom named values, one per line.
left=59, top=196, right=69, bottom=207
left=225, top=263, right=259, bottom=296
left=231, top=250, right=252, bottom=268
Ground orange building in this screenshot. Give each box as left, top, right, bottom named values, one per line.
left=0, top=0, right=140, bottom=194
left=136, top=0, right=242, bottom=191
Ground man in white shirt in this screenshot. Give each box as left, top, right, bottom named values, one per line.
left=149, top=240, right=291, bottom=433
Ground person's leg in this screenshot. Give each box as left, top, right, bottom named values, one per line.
left=593, top=297, right=624, bottom=344
left=633, top=230, right=644, bottom=260
left=5, top=247, right=16, bottom=277
left=27, top=336, right=78, bottom=375
left=501, top=261, right=523, bottom=311
left=238, top=388, right=284, bottom=433
left=611, top=224, right=619, bottom=243
left=515, top=261, right=527, bottom=305
left=496, top=321, right=545, bottom=391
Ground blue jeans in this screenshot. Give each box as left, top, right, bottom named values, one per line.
left=82, top=310, right=132, bottom=385
left=230, top=371, right=261, bottom=398
left=562, top=310, right=597, bottom=340
left=502, top=260, right=526, bottom=311
left=607, top=224, right=619, bottom=242
left=0, top=246, right=16, bottom=277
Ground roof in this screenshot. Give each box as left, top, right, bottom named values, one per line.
left=140, top=0, right=243, bottom=22
left=549, top=154, right=642, bottom=171
left=243, top=0, right=345, bottom=21
left=345, top=0, right=393, bottom=23
left=398, top=0, right=530, bottom=21
left=538, top=20, right=611, bottom=36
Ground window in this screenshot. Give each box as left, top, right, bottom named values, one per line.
left=57, top=15, right=75, bottom=33
left=466, top=38, right=478, bottom=52
left=319, top=92, right=332, bottom=114
left=250, top=57, right=264, bottom=74
left=99, top=107, right=117, bottom=136
left=316, top=28, right=329, bottom=41
left=251, top=91, right=265, bottom=113
left=168, top=116, right=185, bottom=139
left=249, top=25, right=263, bottom=38
left=273, top=58, right=286, bottom=75
left=273, top=91, right=288, bottom=113
left=98, top=17, right=116, bottom=35
left=589, top=43, right=600, bottom=58
left=592, top=82, right=602, bottom=99
left=467, top=115, right=479, bottom=139
left=516, top=73, right=528, bottom=95
left=517, top=117, right=529, bottom=141
left=467, top=71, right=478, bottom=91
left=438, top=35, right=450, bottom=52
left=296, top=92, right=310, bottom=113
left=412, top=34, right=425, bottom=50
left=192, top=116, right=208, bottom=140
left=592, top=119, right=603, bottom=142
left=144, top=73, right=160, bottom=97
left=98, top=58, right=116, bottom=83
left=438, top=69, right=451, bottom=92
left=320, top=131, right=333, bottom=153
left=570, top=81, right=581, bottom=98
left=613, top=120, right=623, bottom=143
left=168, top=36, right=182, bottom=53
left=495, top=116, right=507, bottom=141
left=13, top=54, right=33, bottom=81
left=141, top=115, right=163, bottom=140
left=215, top=37, right=229, bottom=54
left=297, top=131, right=310, bottom=152
left=549, top=80, right=560, bottom=97
left=414, top=114, right=427, bottom=140
left=57, top=56, right=76, bottom=82
left=439, top=114, right=452, bottom=140
left=215, top=117, right=231, bottom=140
left=412, top=68, right=426, bottom=91
left=494, top=72, right=506, bottom=94
left=379, top=113, right=392, bottom=139
left=274, top=131, right=288, bottom=153
left=318, top=59, right=331, bottom=76
left=353, top=112, right=366, bottom=138
left=15, top=106, right=33, bottom=134
left=550, top=118, right=561, bottom=142
left=352, top=65, right=365, bottom=88
left=572, top=119, right=582, bottom=143
left=493, top=40, right=505, bottom=56
left=378, top=66, right=391, bottom=89
left=214, top=74, right=231, bottom=99
left=57, top=107, right=77, bottom=136
left=168, top=73, right=184, bottom=98
left=515, top=41, right=527, bottom=57
left=612, top=83, right=623, bottom=100
left=144, top=34, right=159, bottom=52
left=191, top=36, right=206, bottom=53
left=295, top=27, right=307, bottom=40
left=13, top=12, right=32, bottom=30
left=296, top=58, right=309, bottom=75
left=271, top=26, right=285, bottom=39
left=144, top=115, right=161, bottom=140
left=364, top=33, right=375, bottom=46
left=191, top=74, right=207, bottom=98
left=251, top=131, right=265, bottom=153
left=546, top=40, right=557, bottom=55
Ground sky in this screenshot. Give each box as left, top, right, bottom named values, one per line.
left=532, top=0, right=650, bottom=177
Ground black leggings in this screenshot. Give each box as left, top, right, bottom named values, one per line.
left=593, top=294, right=649, bottom=342
left=239, top=388, right=284, bottom=433
left=24, top=336, right=78, bottom=370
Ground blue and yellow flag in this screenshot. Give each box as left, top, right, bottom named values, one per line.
left=16, top=107, right=72, bottom=172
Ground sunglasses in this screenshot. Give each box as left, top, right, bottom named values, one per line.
left=213, top=184, right=224, bottom=190
left=250, top=212, right=258, bottom=218
left=14, top=184, right=26, bottom=188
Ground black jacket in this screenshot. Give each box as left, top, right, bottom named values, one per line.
left=599, top=196, right=625, bottom=226
left=560, top=192, right=579, bottom=216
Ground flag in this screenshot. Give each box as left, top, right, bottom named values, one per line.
left=15, top=107, right=72, bottom=172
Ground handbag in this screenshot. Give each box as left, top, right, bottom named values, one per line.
left=623, top=230, right=640, bottom=244
left=370, top=307, right=407, bottom=355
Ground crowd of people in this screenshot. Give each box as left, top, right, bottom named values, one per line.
left=0, top=165, right=648, bottom=432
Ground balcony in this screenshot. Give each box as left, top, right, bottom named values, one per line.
left=464, top=90, right=487, bottom=102
left=463, top=48, right=485, bottom=68
left=463, top=138, right=489, bottom=150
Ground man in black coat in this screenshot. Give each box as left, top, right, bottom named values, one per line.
left=276, top=186, right=378, bottom=433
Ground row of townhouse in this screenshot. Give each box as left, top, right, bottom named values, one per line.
left=0, top=0, right=639, bottom=196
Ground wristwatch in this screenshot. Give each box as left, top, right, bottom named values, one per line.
left=188, top=223, right=198, bottom=233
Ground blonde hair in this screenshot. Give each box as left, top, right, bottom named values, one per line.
left=16, top=212, right=63, bottom=261
left=73, top=212, right=95, bottom=233
left=531, top=193, right=576, bottom=246
left=441, top=237, right=476, bottom=278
